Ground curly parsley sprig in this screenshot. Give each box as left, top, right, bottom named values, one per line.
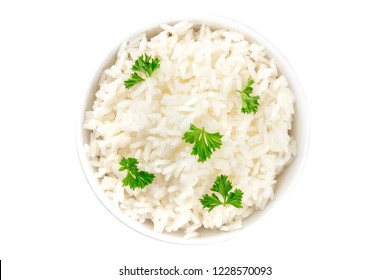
left=237, top=78, right=260, bottom=114
left=200, top=175, right=243, bottom=211
left=119, top=157, right=155, bottom=189
left=182, top=124, right=222, bottom=163
left=124, top=54, right=160, bottom=88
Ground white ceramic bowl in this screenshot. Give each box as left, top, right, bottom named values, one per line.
left=76, top=15, right=309, bottom=244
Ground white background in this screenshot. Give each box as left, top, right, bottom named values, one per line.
left=1, top=0, right=389, bottom=279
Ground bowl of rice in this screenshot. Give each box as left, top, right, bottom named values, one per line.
left=77, top=15, right=309, bottom=244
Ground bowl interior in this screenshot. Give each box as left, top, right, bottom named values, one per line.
left=77, top=16, right=309, bottom=244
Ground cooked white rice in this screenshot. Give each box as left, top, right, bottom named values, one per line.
left=83, top=21, right=296, bottom=238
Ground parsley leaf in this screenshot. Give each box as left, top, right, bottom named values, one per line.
left=226, top=189, right=244, bottom=208
left=182, top=124, right=222, bottom=163
left=124, top=73, right=145, bottom=88
left=200, top=175, right=244, bottom=211
left=119, top=157, right=155, bottom=189
left=199, top=193, right=222, bottom=211
left=124, top=54, right=160, bottom=88
left=237, top=78, right=260, bottom=114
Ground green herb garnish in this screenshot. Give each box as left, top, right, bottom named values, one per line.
left=124, top=54, right=160, bottom=88
left=200, top=175, right=243, bottom=211
left=182, top=124, right=222, bottom=163
left=124, top=73, right=145, bottom=88
left=119, top=157, right=155, bottom=189
left=237, top=78, right=260, bottom=114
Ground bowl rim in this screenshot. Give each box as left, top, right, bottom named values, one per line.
left=76, top=14, right=310, bottom=245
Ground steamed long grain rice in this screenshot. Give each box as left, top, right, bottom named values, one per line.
left=83, top=21, right=296, bottom=238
